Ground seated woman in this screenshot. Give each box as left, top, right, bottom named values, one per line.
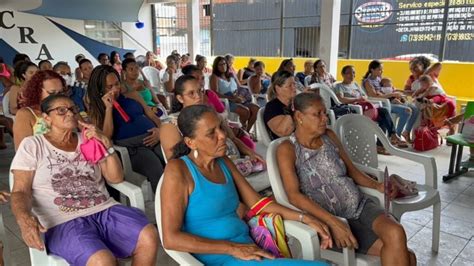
left=110, top=51, right=122, bottom=75
left=403, top=56, right=431, bottom=94
left=10, top=94, right=158, bottom=265
left=144, top=51, right=164, bottom=70
left=304, top=60, right=336, bottom=88
left=362, top=60, right=419, bottom=143
left=122, top=58, right=166, bottom=118
left=162, top=55, right=182, bottom=93
left=237, top=58, right=256, bottom=85
left=277, top=93, right=416, bottom=266
left=296, top=60, right=313, bottom=86
left=13, top=70, right=65, bottom=150
left=161, top=104, right=331, bottom=265
left=334, top=65, right=408, bottom=153
left=210, top=56, right=259, bottom=132
left=9, top=61, right=38, bottom=115
left=277, top=59, right=305, bottom=92
left=87, top=65, right=164, bottom=191
left=195, top=54, right=212, bottom=75
left=161, top=75, right=260, bottom=161
left=263, top=71, right=297, bottom=141
left=225, top=54, right=238, bottom=77
left=248, top=61, right=271, bottom=108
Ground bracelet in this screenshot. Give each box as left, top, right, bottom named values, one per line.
left=298, top=211, right=306, bottom=223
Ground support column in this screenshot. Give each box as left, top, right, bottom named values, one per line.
left=187, top=0, right=200, bottom=60
left=319, top=0, right=341, bottom=77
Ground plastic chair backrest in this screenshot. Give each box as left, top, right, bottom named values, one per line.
left=155, top=176, right=204, bottom=265
left=142, top=66, right=161, bottom=93
left=463, top=101, right=474, bottom=119
left=257, top=107, right=272, bottom=146
left=335, top=114, right=384, bottom=169
left=266, top=137, right=299, bottom=211
left=3, top=91, right=11, bottom=116
left=314, top=83, right=340, bottom=110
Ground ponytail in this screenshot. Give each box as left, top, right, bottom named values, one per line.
left=171, top=140, right=191, bottom=159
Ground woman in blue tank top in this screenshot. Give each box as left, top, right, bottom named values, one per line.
left=160, top=105, right=331, bottom=265
left=87, top=65, right=164, bottom=191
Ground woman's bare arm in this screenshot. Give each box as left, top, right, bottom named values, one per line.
left=267, top=115, right=294, bottom=137
left=159, top=123, right=182, bottom=160
left=13, top=108, right=34, bottom=150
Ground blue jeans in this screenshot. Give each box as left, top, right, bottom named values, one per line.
left=391, top=103, right=419, bottom=135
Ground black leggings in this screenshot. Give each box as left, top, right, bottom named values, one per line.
left=376, top=107, right=396, bottom=146
left=115, top=134, right=165, bottom=193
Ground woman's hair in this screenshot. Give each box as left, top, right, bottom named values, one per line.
left=181, top=64, right=200, bottom=75
left=362, top=60, right=382, bottom=80
left=75, top=54, right=85, bottom=63
left=247, top=58, right=257, bottom=67
left=341, top=65, right=355, bottom=75
left=224, top=54, right=234, bottom=62
left=97, top=53, right=108, bottom=61
left=87, top=65, right=121, bottom=128
left=410, top=56, right=431, bottom=71
left=254, top=61, right=265, bottom=69
left=110, top=51, right=120, bottom=65
left=293, top=92, right=323, bottom=114
left=14, top=61, right=37, bottom=81
left=53, top=61, right=70, bottom=72
left=166, top=55, right=176, bottom=65
left=38, top=60, right=51, bottom=69
left=195, top=54, right=205, bottom=63
left=172, top=105, right=216, bottom=159
left=40, top=94, right=73, bottom=114
left=122, top=58, right=136, bottom=71
left=267, top=70, right=293, bottom=100
left=212, top=56, right=231, bottom=78
left=313, top=59, right=325, bottom=70
left=277, top=58, right=293, bottom=72
left=79, top=58, right=92, bottom=68
left=12, top=53, right=30, bottom=66
left=23, top=70, right=65, bottom=107
left=170, top=75, right=198, bottom=113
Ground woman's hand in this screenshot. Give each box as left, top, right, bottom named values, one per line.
left=18, top=214, right=47, bottom=251
left=376, top=181, right=399, bottom=199
left=328, top=218, right=358, bottom=249
left=229, top=243, right=275, bottom=261
left=101, top=91, right=115, bottom=109
left=79, top=121, right=113, bottom=148
left=248, top=151, right=265, bottom=165
left=0, top=191, right=10, bottom=204
left=143, top=127, right=160, bottom=147
left=305, top=217, right=333, bottom=249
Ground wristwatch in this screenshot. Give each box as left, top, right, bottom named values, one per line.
left=106, top=146, right=115, bottom=157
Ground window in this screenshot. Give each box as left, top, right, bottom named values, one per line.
left=84, top=20, right=123, bottom=48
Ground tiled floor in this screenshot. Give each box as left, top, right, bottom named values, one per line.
left=1, top=134, right=473, bottom=266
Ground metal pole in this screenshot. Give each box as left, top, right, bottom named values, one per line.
left=279, top=0, right=285, bottom=57
left=438, top=0, right=450, bottom=61
left=347, top=0, right=354, bottom=59
left=210, top=0, right=214, bottom=56
left=151, top=4, right=157, bottom=54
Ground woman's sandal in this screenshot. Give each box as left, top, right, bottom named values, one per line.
left=402, top=131, right=413, bottom=144
left=377, top=146, right=391, bottom=155
left=391, top=136, right=408, bottom=148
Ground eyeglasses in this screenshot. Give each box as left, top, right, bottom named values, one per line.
left=46, top=106, right=80, bottom=115
left=183, top=89, right=204, bottom=98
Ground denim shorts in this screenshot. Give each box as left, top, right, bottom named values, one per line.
left=45, top=205, right=149, bottom=265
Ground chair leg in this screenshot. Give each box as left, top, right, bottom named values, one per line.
left=432, top=201, right=441, bottom=253
left=342, top=247, right=356, bottom=266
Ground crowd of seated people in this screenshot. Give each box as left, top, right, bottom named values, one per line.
left=2, top=51, right=461, bottom=265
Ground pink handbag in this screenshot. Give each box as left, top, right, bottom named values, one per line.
left=80, top=130, right=107, bottom=164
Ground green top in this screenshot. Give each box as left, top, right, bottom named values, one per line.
left=124, top=81, right=156, bottom=107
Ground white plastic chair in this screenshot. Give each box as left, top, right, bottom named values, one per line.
left=256, top=107, right=272, bottom=147
left=335, top=114, right=440, bottom=253
left=314, top=83, right=362, bottom=130
left=155, top=175, right=325, bottom=265
left=113, top=145, right=154, bottom=202
left=9, top=170, right=145, bottom=265
left=2, top=91, right=15, bottom=122
left=266, top=137, right=382, bottom=266
left=141, top=66, right=162, bottom=94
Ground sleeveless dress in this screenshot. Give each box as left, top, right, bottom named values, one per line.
left=290, top=134, right=366, bottom=219
left=26, top=107, right=49, bottom=135
left=180, top=156, right=328, bottom=266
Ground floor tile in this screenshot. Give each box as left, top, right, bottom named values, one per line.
left=401, top=210, right=433, bottom=226
left=458, top=240, right=474, bottom=261
left=425, top=215, right=474, bottom=239
left=451, top=257, right=474, bottom=266
left=442, top=204, right=474, bottom=223
left=451, top=193, right=474, bottom=209
left=408, top=227, right=468, bottom=266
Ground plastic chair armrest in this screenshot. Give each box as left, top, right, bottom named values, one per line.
left=383, top=147, right=438, bottom=189
left=165, top=250, right=204, bottom=265
left=108, top=181, right=145, bottom=212
left=284, top=220, right=321, bottom=260
left=347, top=104, right=363, bottom=114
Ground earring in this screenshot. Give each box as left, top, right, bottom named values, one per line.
left=299, top=120, right=303, bottom=125
left=193, top=149, right=199, bottom=159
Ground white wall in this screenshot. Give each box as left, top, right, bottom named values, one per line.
left=121, top=3, right=154, bottom=56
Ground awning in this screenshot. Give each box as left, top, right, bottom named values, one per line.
left=18, top=0, right=145, bottom=22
